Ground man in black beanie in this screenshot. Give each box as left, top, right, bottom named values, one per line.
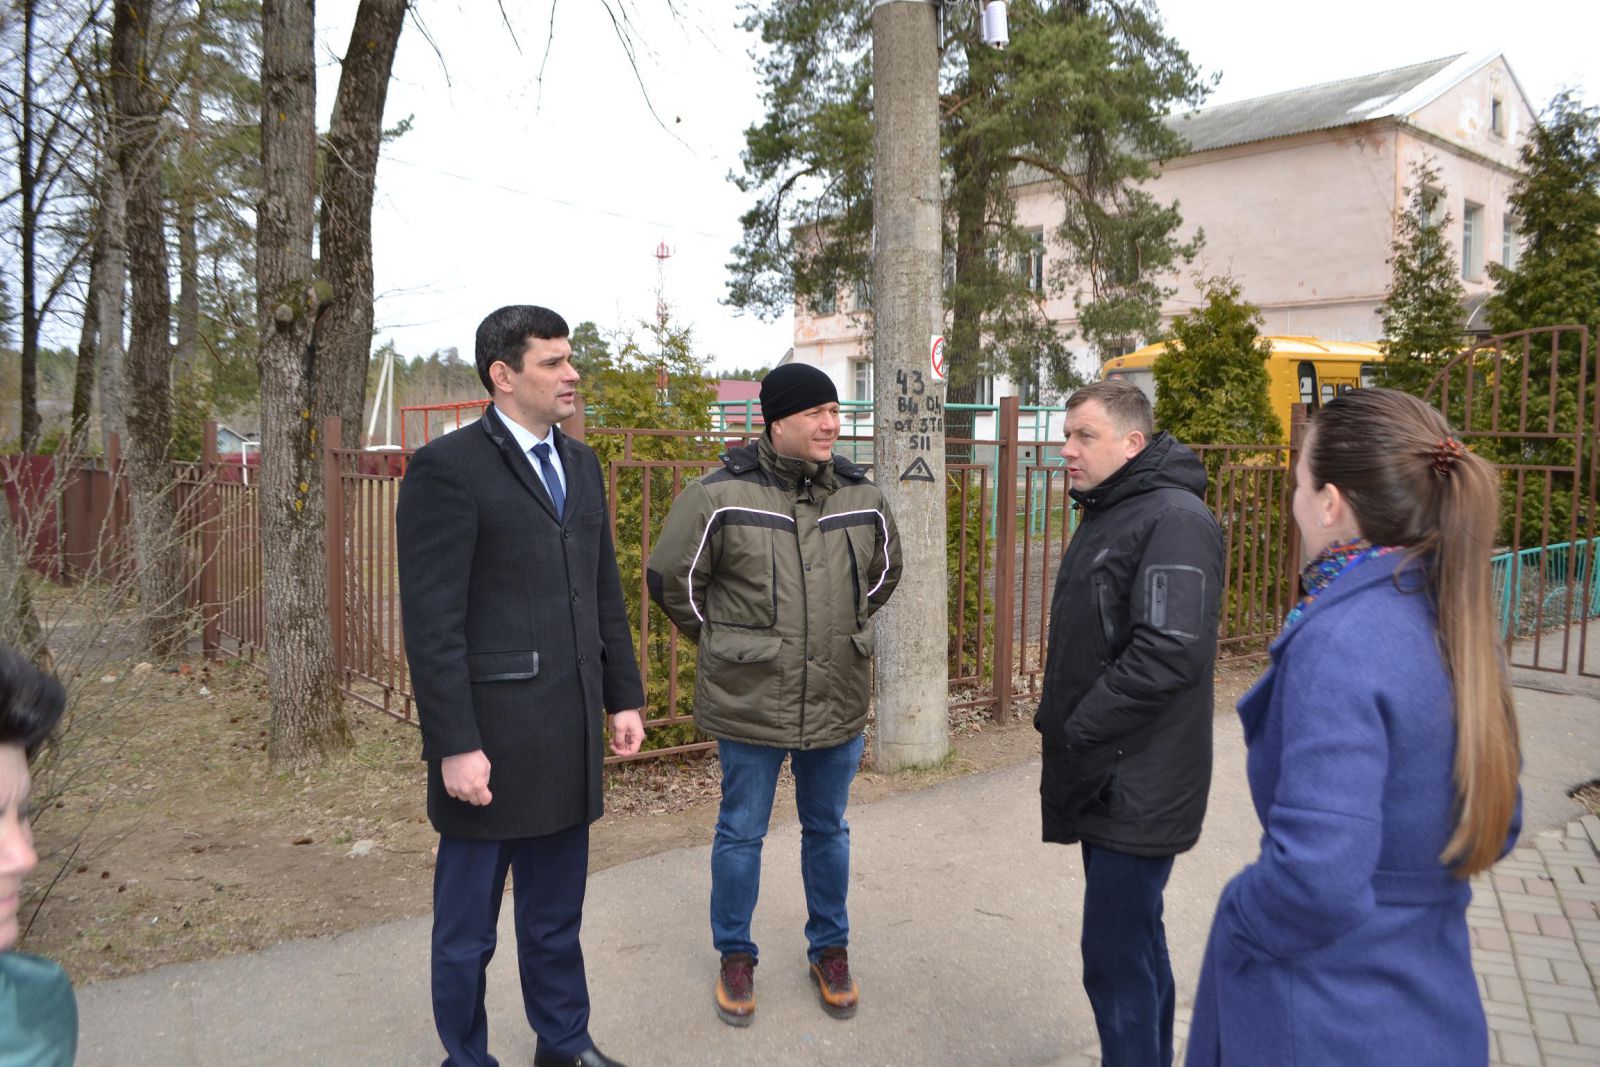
left=646, top=362, right=901, bottom=1029
left=756, top=363, right=840, bottom=429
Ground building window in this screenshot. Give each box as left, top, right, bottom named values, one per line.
left=1019, top=359, right=1043, bottom=406
left=974, top=374, right=995, bottom=405
left=1422, top=186, right=1447, bottom=230
left=1491, top=96, right=1505, bottom=137
left=1502, top=214, right=1519, bottom=268
left=942, top=248, right=957, bottom=291
left=852, top=276, right=872, bottom=312
left=1461, top=201, right=1484, bottom=279
left=812, top=286, right=837, bottom=317
left=852, top=359, right=872, bottom=403
left=1019, top=229, right=1045, bottom=292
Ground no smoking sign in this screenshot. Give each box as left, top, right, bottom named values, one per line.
left=929, top=335, right=947, bottom=382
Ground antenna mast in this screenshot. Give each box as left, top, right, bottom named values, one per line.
left=654, top=240, right=674, bottom=402
left=654, top=240, right=674, bottom=329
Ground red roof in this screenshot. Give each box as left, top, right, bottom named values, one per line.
left=716, top=379, right=762, bottom=402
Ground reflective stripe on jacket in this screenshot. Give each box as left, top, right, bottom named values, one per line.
left=647, top=436, right=901, bottom=749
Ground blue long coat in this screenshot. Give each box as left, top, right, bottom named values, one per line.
left=1186, top=553, right=1516, bottom=1066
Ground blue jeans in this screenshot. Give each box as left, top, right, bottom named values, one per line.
left=710, top=734, right=864, bottom=964
left=1080, top=842, right=1176, bottom=1067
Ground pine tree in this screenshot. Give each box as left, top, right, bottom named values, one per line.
left=1378, top=159, right=1466, bottom=397
left=1152, top=277, right=1281, bottom=455
left=568, top=320, right=613, bottom=384
left=726, top=0, right=1206, bottom=411
left=1487, top=93, right=1600, bottom=334
left=583, top=314, right=717, bottom=751
left=1474, top=93, right=1600, bottom=546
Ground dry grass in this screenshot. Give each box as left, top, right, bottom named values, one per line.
left=24, top=659, right=436, bottom=981
left=1569, top=780, right=1600, bottom=818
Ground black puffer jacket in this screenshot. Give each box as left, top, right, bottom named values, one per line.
left=1035, top=432, right=1223, bottom=856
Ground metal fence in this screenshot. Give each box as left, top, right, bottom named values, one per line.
left=0, top=407, right=1312, bottom=758
left=1425, top=326, right=1600, bottom=678
left=13, top=327, right=1597, bottom=759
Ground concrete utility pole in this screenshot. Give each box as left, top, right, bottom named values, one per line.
left=870, top=0, right=949, bottom=770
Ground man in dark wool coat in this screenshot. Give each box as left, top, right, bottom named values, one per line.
left=397, top=304, right=645, bottom=1067
left=1035, top=377, right=1223, bottom=1067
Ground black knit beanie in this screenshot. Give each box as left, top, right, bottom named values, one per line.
left=759, top=363, right=839, bottom=424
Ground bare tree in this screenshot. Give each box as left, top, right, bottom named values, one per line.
left=68, top=219, right=101, bottom=452
left=71, top=18, right=129, bottom=454
left=93, top=162, right=127, bottom=451
left=1, top=1, right=97, bottom=451
left=174, top=82, right=202, bottom=374
left=109, top=0, right=187, bottom=658
left=256, top=0, right=350, bottom=767
left=317, top=0, right=408, bottom=449
left=166, top=0, right=263, bottom=384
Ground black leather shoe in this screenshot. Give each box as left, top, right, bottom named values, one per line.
left=532, top=1046, right=627, bottom=1067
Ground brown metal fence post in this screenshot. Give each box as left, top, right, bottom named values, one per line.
left=200, top=422, right=221, bottom=660
left=323, top=417, right=346, bottom=689
left=564, top=400, right=586, bottom=443
left=1286, top=404, right=1308, bottom=596
left=991, top=395, right=1021, bottom=722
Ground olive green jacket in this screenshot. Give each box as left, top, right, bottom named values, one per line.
left=646, top=436, right=901, bottom=749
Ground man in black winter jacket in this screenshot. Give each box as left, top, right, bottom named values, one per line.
left=1035, top=378, right=1223, bottom=1067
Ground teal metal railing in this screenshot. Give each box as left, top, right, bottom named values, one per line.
left=709, top=399, right=1072, bottom=534
left=1490, top=537, right=1600, bottom=638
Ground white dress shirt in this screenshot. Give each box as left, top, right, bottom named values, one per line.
left=493, top=404, right=567, bottom=504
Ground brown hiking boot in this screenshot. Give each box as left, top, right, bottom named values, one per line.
left=715, top=952, right=756, bottom=1027
left=808, top=946, right=858, bottom=1019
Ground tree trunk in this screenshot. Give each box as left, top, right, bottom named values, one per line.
left=96, top=165, right=129, bottom=452
left=174, top=85, right=201, bottom=373
left=69, top=223, right=102, bottom=456
left=317, top=0, right=407, bottom=450
left=870, top=1, right=949, bottom=770
left=944, top=129, right=989, bottom=464
left=318, top=0, right=407, bottom=672
left=258, top=0, right=350, bottom=768
left=111, top=0, right=188, bottom=660
left=175, top=201, right=200, bottom=372
left=19, top=0, right=40, bottom=452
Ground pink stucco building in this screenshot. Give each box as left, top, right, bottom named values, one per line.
left=791, top=51, right=1537, bottom=419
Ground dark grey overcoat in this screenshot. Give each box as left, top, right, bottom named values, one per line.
left=396, top=407, right=644, bottom=839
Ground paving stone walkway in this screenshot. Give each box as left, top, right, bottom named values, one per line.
left=1054, top=815, right=1600, bottom=1067
left=1470, top=815, right=1600, bottom=1067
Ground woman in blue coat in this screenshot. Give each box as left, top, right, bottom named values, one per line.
left=1186, top=389, right=1521, bottom=1066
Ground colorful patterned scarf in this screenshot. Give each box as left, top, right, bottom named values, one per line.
left=1284, top=538, right=1399, bottom=630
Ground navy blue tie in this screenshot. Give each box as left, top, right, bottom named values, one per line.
left=532, top=442, right=565, bottom=518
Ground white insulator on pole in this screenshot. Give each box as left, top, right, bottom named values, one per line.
left=981, top=2, right=1009, bottom=49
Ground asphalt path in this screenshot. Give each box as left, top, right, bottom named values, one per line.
left=76, top=683, right=1596, bottom=1066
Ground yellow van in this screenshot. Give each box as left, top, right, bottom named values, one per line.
left=1100, top=335, right=1384, bottom=442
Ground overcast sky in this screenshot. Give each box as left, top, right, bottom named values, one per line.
left=326, top=0, right=1596, bottom=376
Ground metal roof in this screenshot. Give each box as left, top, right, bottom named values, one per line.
left=1163, top=54, right=1468, bottom=155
